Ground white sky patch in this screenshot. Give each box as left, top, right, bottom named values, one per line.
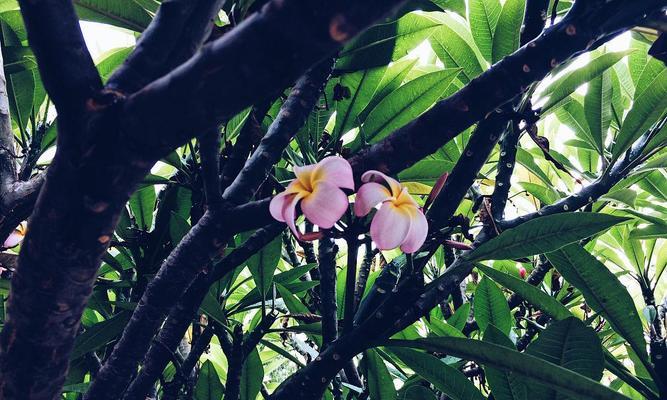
left=79, top=21, right=135, bottom=61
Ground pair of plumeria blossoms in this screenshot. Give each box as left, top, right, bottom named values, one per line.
left=270, top=157, right=427, bottom=253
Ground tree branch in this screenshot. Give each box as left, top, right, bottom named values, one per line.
left=122, top=223, right=283, bottom=400
left=122, top=0, right=407, bottom=157
left=17, top=0, right=101, bottom=115
left=107, top=0, right=225, bottom=93
left=347, top=0, right=665, bottom=179
left=318, top=237, right=338, bottom=348
left=89, top=61, right=332, bottom=400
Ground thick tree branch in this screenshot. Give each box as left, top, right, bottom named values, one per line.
left=17, top=0, right=101, bottom=115
left=122, top=0, right=407, bottom=157
left=107, top=0, right=225, bottom=93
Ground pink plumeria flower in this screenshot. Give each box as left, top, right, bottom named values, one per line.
left=354, top=171, right=428, bottom=253
left=270, top=157, right=354, bottom=239
left=2, top=222, right=26, bottom=250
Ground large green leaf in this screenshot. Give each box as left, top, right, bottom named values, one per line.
left=584, top=71, right=612, bottom=154
left=247, top=235, right=281, bottom=297
left=70, top=312, right=131, bottom=360
left=73, top=0, right=152, bottom=31
left=477, top=265, right=571, bottom=321
left=397, top=159, right=455, bottom=185
left=546, top=244, right=649, bottom=364
left=194, top=360, right=224, bottom=400
left=556, top=100, right=597, bottom=152
left=96, top=47, right=132, bottom=83
left=359, top=57, right=419, bottom=123
left=473, top=277, right=512, bottom=334
left=387, top=338, right=630, bottom=400
left=336, top=12, right=441, bottom=71
left=364, top=349, right=396, bottom=400
left=467, top=213, right=627, bottom=262
left=240, top=348, right=264, bottom=400
left=537, top=50, right=632, bottom=112
left=483, top=325, right=527, bottom=400
left=612, top=68, right=667, bottom=161
left=429, top=14, right=486, bottom=82
left=335, top=66, right=386, bottom=138
left=468, top=0, right=501, bottom=62
left=491, top=0, right=525, bottom=64
left=391, top=347, right=485, bottom=400
left=357, top=68, right=460, bottom=147
left=525, top=317, right=605, bottom=400
left=129, top=186, right=156, bottom=231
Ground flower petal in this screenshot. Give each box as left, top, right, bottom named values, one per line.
left=400, top=206, right=428, bottom=253
left=354, top=182, right=391, bottom=217
left=313, top=157, right=354, bottom=190
left=3, top=230, right=24, bottom=249
left=301, top=181, right=349, bottom=229
left=282, top=195, right=303, bottom=238
left=370, top=202, right=411, bottom=251
left=361, top=170, right=403, bottom=197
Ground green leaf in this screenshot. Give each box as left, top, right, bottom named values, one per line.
left=96, top=47, right=132, bottom=82
left=429, top=14, right=486, bottom=82
left=168, top=211, right=190, bottom=246
left=335, top=66, right=386, bottom=138
left=398, top=159, right=455, bottom=185
left=584, top=71, right=612, bottom=154
left=240, top=348, right=264, bottom=400
left=70, top=312, right=130, bottom=360
left=336, top=12, right=441, bottom=71
left=391, top=347, right=485, bottom=400
left=7, top=68, right=36, bottom=131
left=525, top=317, right=605, bottom=400
left=556, top=100, right=596, bottom=151
left=612, top=68, right=667, bottom=161
left=538, top=50, right=632, bottom=112
left=468, top=0, right=501, bottom=62
left=364, top=349, right=397, bottom=400
left=468, top=213, right=627, bottom=262
left=477, top=265, right=571, bottom=321
left=483, top=325, right=527, bottom=400
left=194, top=360, right=224, bottom=400
left=359, top=57, right=419, bottom=123
left=447, top=302, right=471, bottom=331
left=247, top=235, right=281, bottom=297
left=491, top=0, right=525, bottom=63
left=473, top=277, right=512, bottom=334
left=546, top=244, right=649, bottom=364
left=129, top=186, right=156, bottom=231
left=629, top=224, right=667, bottom=239
left=387, top=337, right=631, bottom=400
left=358, top=68, right=460, bottom=147
left=73, top=0, right=152, bottom=31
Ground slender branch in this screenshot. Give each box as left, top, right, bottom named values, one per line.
left=223, top=326, right=245, bottom=400
left=123, top=0, right=407, bottom=157
left=318, top=237, right=338, bottom=348
left=220, top=104, right=270, bottom=191
left=107, top=0, right=225, bottom=93
left=122, top=223, right=283, bottom=400
left=353, top=239, right=375, bottom=313
left=426, top=113, right=506, bottom=230
left=84, top=202, right=274, bottom=400
left=198, top=128, right=223, bottom=206
left=90, top=61, right=332, bottom=400
left=0, top=45, right=16, bottom=192
left=17, top=0, right=101, bottom=115
left=342, top=237, right=359, bottom=334
left=347, top=0, right=664, bottom=179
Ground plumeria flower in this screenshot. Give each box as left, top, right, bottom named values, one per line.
left=354, top=171, right=427, bottom=253
left=2, top=222, right=26, bottom=250
left=270, top=157, right=354, bottom=239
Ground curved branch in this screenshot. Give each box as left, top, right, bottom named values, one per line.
left=107, top=0, right=225, bottom=93
left=122, top=0, right=407, bottom=157
left=18, top=0, right=101, bottom=115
